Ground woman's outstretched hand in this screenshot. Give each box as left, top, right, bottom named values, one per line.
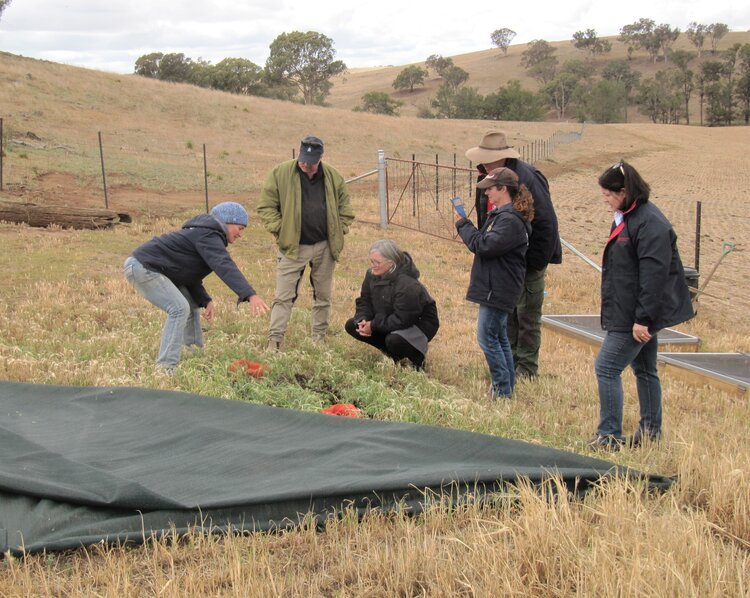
left=248, top=294, right=270, bottom=316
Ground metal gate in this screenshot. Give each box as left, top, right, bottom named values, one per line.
left=385, top=157, right=476, bottom=241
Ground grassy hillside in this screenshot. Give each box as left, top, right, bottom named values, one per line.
left=328, top=31, right=750, bottom=120
left=0, top=53, right=749, bottom=595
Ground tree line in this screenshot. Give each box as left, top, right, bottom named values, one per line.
left=134, top=31, right=345, bottom=106
left=132, top=22, right=748, bottom=126
left=364, top=21, right=749, bottom=126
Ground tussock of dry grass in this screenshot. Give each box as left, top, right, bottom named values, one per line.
left=3, top=477, right=748, bottom=596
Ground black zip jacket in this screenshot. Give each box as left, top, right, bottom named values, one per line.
left=354, top=252, right=439, bottom=340
left=131, top=214, right=255, bottom=307
left=457, top=204, right=531, bottom=313
left=474, top=159, right=561, bottom=272
left=601, top=200, right=694, bottom=332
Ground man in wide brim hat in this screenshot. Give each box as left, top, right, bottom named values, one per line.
left=465, top=131, right=521, bottom=164
left=464, top=129, right=562, bottom=380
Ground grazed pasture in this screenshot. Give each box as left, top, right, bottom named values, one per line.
left=0, top=53, right=748, bottom=596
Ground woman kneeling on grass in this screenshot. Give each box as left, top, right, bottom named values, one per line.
left=589, top=161, right=694, bottom=451
left=345, top=239, right=439, bottom=370
left=124, top=202, right=269, bottom=373
left=454, top=167, right=534, bottom=399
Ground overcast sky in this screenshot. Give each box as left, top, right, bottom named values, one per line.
left=1, top=0, right=748, bottom=75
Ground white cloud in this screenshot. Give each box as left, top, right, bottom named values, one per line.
left=1, top=0, right=748, bottom=74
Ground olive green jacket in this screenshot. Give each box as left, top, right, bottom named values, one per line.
left=257, top=160, right=355, bottom=260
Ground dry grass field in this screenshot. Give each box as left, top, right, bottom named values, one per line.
left=0, top=52, right=748, bottom=596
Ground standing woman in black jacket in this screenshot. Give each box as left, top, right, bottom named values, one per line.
left=124, top=202, right=269, bottom=372
left=345, top=239, right=439, bottom=369
left=589, top=161, right=694, bottom=451
left=454, top=167, right=534, bottom=398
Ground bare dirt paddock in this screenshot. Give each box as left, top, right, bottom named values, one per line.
left=544, top=123, right=749, bottom=352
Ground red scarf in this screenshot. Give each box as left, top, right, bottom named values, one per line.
left=607, top=201, right=637, bottom=244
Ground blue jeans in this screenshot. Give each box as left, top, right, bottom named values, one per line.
left=594, top=331, right=662, bottom=439
left=477, top=305, right=515, bottom=397
left=123, top=256, right=202, bottom=368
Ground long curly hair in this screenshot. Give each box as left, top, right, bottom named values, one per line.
left=507, top=184, right=535, bottom=222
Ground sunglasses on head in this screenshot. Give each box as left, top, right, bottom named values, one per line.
left=611, top=161, right=625, bottom=176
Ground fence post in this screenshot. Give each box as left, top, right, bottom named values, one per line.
left=203, top=144, right=209, bottom=212
left=452, top=153, right=457, bottom=197
left=468, top=161, right=473, bottom=197
left=378, top=149, right=388, bottom=229
left=98, top=131, right=109, bottom=209
left=435, top=153, right=439, bottom=209
left=695, top=201, right=702, bottom=271
left=412, top=153, right=416, bottom=217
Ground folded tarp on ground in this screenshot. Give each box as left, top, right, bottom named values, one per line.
left=0, top=381, right=672, bottom=555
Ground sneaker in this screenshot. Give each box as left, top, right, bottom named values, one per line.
left=154, top=364, right=176, bottom=377
left=489, top=384, right=511, bottom=400
left=629, top=428, right=662, bottom=448
left=587, top=434, right=625, bottom=452
left=265, top=339, right=281, bottom=353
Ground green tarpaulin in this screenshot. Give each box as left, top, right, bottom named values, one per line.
left=0, top=381, right=672, bottom=555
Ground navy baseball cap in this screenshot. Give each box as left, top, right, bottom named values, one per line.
left=299, top=135, right=324, bottom=164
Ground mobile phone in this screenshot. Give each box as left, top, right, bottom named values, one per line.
left=450, top=196, right=466, bottom=218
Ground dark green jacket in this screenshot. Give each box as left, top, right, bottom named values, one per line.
left=257, top=160, right=354, bottom=260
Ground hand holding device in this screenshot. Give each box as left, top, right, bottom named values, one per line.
left=450, top=196, right=466, bottom=218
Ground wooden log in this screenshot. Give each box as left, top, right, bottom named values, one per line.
left=0, top=200, right=131, bottom=230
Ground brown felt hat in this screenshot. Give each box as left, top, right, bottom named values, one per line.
left=465, top=130, right=521, bottom=163
left=476, top=167, right=519, bottom=190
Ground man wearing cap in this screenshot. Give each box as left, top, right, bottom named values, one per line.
left=258, top=135, right=355, bottom=351
left=124, top=202, right=269, bottom=371
left=465, top=130, right=562, bottom=379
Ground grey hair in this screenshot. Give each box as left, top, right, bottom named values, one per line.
left=369, top=239, right=404, bottom=266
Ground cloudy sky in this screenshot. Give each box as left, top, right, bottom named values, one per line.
left=1, top=0, right=748, bottom=74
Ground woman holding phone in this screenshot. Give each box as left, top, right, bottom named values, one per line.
left=453, top=167, right=534, bottom=398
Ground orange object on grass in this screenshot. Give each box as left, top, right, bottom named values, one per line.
left=321, top=403, right=361, bottom=418
left=228, top=359, right=270, bottom=378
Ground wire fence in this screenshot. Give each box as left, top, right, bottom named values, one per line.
left=380, top=127, right=586, bottom=242
left=0, top=118, right=707, bottom=277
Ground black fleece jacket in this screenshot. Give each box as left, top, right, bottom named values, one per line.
left=131, top=214, right=255, bottom=307
left=457, top=204, right=531, bottom=313
left=353, top=252, right=439, bottom=340
left=601, top=200, right=694, bottom=332
left=474, top=159, right=561, bottom=272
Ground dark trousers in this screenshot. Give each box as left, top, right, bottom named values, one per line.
left=344, top=318, right=425, bottom=368
left=507, top=266, right=546, bottom=378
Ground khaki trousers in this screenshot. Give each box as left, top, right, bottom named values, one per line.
left=268, top=241, right=336, bottom=343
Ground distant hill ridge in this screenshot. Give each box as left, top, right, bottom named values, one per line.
left=328, top=31, right=750, bottom=120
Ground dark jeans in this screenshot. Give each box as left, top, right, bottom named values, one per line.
left=477, top=305, right=515, bottom=397
left=344, top=318, right=425, bottom=368
left=507, top=267, right=546, bottom=378
left=594, top=331, right=662, bottom=439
